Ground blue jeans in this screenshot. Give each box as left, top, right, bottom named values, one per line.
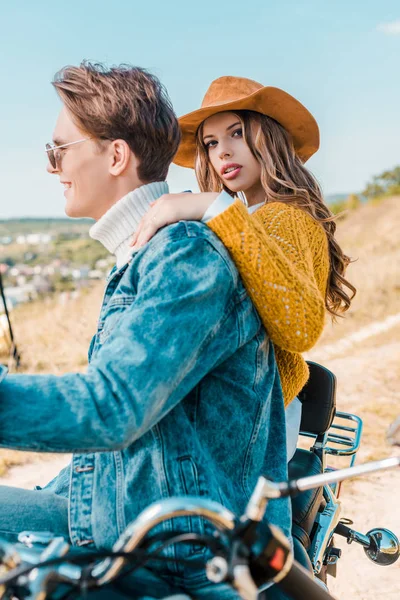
left=0, top=485, right=242, bottom=599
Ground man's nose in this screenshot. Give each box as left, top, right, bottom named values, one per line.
left=46, top=160, right=58, bottom=175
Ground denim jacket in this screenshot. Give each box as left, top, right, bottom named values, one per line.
left=0, top=221, right=290, bottom=577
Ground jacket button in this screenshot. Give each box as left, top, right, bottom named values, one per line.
left=75, top=465, right=94, bottom=473
left=76, top=539, right=94, bottom=547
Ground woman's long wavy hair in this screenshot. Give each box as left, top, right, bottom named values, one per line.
left=195, top=110, right=356, bottom=318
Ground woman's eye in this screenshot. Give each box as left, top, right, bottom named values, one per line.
left=205, top=140, right=217, bottom=149
left=232, top=128, right=243, bottom=138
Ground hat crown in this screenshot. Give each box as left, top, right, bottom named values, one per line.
left=201, top=76, right=263, bottom=109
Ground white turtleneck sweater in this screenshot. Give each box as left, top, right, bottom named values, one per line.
left=89, top=181, right=169, bottom=268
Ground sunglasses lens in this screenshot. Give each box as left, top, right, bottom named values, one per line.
left=45, top=143, right=56, bottom=169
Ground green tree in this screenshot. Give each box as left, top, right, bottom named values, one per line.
left=362, top=166, right=400, bottom=200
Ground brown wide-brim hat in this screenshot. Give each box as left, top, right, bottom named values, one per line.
left=173, top=76, right=320, bottom=169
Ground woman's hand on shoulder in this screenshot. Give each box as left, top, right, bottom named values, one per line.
left=130, top=192, right=219, bottom=249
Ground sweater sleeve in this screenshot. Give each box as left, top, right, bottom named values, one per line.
left=202, top=190, right=235, bottom=223
left=207, top=199, right=328, bottom=352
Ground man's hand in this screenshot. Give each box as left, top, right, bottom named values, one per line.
left=130, top=192, right=219, bottom=249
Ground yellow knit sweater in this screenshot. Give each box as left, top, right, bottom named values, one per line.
left=207, top=200, right=330, bottom=407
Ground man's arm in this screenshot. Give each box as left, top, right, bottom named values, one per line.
left=0, top=226, right=236, bottom=453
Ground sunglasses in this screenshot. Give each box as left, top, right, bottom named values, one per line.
left=45, top=137, right=91, bottom=169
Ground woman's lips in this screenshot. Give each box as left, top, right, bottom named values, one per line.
left=222, top=166, right=242, bottom=181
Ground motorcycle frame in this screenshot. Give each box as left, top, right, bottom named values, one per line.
left=299, top=410, right=363, bottom=576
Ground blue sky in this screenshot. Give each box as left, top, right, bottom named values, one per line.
left=0, top=0, right=399, bottom=217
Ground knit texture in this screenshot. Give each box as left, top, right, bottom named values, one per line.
left=90, top=181, right=168, bottom=267
left=208, top=200, right=329, bottom=406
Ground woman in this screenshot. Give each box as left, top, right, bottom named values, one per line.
left=131, top=76, right=355, bottom=460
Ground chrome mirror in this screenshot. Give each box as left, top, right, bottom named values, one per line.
left=364, top=528, right=400, bottom=566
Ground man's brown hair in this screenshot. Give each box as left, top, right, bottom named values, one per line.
left=52, top=61, right=181, bottom=182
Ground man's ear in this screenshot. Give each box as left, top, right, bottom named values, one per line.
left=109, top=139, right=134, bottom=176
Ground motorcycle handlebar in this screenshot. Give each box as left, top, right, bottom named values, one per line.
left=277, top=560, right=336, bottom=600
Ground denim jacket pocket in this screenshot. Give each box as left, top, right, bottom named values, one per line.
left=178, top=456, right=205, bottom=555
left=98, top=295, right=135, bottom=346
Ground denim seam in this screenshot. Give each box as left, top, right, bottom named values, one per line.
left=114, top=451, right=126, bottom=535
left=178, top=456, right=205, bottom=556
left=241, top=399, right=264, bottom=500
left=152, top=424, right=176, bottom=567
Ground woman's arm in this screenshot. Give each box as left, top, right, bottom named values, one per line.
left=130, top=192, right=328, bottom=353
left=131, top=192, right=220, bottom=248
left=207, top=199, right=328, bottom=352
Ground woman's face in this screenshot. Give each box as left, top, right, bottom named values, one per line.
left=202, top=111, right=263, bottom=201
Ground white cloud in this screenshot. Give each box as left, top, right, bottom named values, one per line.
left=377, top=20, right=400, bottom=35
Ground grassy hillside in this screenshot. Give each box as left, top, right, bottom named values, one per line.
left=318, top=194, right=400, bottom=345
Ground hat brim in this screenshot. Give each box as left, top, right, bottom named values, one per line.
left=173, top=86, right=319, bottom=168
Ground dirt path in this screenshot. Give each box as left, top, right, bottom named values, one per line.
left=328, top=470, right=400, bottom=599
left=0, top=454, right=70, bottom=489
left=306, top=332, right=400, bottom=598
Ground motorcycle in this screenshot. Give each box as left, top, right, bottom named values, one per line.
left=284, top=361, right=399, bottom=586
left=0, top=361, right=397, bottom=599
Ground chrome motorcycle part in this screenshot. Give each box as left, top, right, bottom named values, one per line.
left=293, top=456, right=400, bottom=494
left=25, top=537, right=80, bottom=600
left=325, top=412, right=363, bottom=466
left=206, top=556, right=228, bottom=583
left=323, top=468, right=341, bottom=497
left=301, top=412, right=363, bottom=468
left=363, top=528, right=400, bottom=566
left=18, top=531, right=57, bottom=547
left=326, top=547, right=341, bottom=565
left=245, top=477, right=283, bottom=521
left=91, top=496, right=236, bottom=585
left=308, top=484, right=341, bottom=575
left=342, top=527, right=370, bottom=547
left=335, top=521, right=400, bottom=566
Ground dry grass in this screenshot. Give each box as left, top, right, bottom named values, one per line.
left=319, top=195, right=400, bottom=346
left=0, top=283, right=103, bottom=473
left=11, top=283, right=103, bottom=375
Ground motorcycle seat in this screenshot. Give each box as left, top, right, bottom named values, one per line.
left=288, top=448, right=323, bottom=549
left=299, top=361, right=337, bottom=435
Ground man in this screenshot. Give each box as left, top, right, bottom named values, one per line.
left=0, top=62, right=290, bottom=598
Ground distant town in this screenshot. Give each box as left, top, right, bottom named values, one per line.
left=0, top=219, right=112, bottom=310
